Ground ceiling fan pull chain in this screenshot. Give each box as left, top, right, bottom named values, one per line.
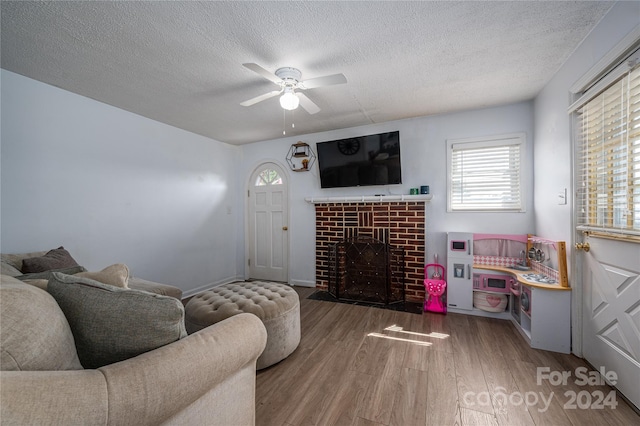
left=283, top=109, right=287, bottom=135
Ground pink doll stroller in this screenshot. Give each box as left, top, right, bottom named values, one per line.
left=424, top=263, right=447, bottom=314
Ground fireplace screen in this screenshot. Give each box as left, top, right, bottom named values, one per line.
left=328, top=235, right=405, bottom=306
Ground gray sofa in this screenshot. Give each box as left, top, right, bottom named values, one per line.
left=1, top=250, right=183, bottom=299
left=0, top=255, right=268, bottom=425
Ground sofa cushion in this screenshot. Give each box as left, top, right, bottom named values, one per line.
left=21, top=278, right=49, bottom=291
left=76, top=263, right=129, bottom=288
left=48, top=272, right=187, bottom=369
left=15, top=265, right=87, bottom=291
left=21, top=247, right=79, bottom=273
left=0, top=275, right=83, bottom=371
left=0, top=262, right=22, bottom=277
left=1, top=250, right=47, bottom=274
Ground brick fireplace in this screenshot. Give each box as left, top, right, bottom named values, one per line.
left=310, top=197, right=428, bottom=303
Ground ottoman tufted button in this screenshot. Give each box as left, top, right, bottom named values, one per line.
left=184, top=281, right=300, bottom=370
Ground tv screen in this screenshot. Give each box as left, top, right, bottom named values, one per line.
left=316, top=131, right=402, bottom=188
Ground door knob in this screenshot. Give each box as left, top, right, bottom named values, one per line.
left=282, top=226, right=288, bottom=231
left=575, top=242, right=590, bottom=252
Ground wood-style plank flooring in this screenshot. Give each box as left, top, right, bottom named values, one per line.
left=255, top=287, right=639, bottom=426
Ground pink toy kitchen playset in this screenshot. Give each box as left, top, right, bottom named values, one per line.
left=445, top=232, right=572, bottom=354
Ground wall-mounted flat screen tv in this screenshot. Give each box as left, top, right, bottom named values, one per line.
left=316, top=131, right=401, bottom=188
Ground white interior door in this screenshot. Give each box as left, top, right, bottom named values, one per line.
left=579, top=235, right=640, bottom=409
left=248, top=163, right=288, bottom=282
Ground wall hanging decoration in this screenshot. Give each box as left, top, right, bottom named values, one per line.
left=286, top=141, right=316, bottom=172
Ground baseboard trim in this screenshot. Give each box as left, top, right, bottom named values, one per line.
left=181, top=276, right=243, bottom=299
left=290, top=279, right=316, bottom=288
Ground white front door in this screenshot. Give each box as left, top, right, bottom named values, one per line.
left=579, top=234, right=640, bottom=409
left=248, top=163, right=289, bottom=282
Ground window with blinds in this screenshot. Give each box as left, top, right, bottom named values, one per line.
left=447, top=133, right=525, bottom=212
left=575, top=65, right=640, bottom=237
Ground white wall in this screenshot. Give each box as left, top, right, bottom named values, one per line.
left=241, top=101, right=535, bottom=286
left=1, top=70, right=242, bottom=297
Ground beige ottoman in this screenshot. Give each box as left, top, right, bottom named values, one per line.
left=184, top=281, right=300, bottom=370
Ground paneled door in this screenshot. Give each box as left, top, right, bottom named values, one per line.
left=578, top=235, right=640, bottom=409
left=248, top=163, right=288, bottom=282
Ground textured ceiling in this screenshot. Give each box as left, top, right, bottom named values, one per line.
left=1, top=1, right=613, bottom=145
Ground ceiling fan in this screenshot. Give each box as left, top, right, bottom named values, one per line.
left=240, top=63, right=347, bottom=114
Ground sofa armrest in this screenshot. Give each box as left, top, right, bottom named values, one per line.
left=101, top=312, right=267, bottom=425
left=128, top=276, right=183, bottom=300
left=0, top=313, right=267, bottom=426
left=0, top=370, right=109, bottom=425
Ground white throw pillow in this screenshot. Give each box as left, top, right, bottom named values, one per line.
left=76, top=263, right=129, bottom=288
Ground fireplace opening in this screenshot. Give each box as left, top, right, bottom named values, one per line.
left=328, top=235, right=405, bottom=306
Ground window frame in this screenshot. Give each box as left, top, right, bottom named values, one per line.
left=572, top=59, right=640, bottom=239
left=446, top=132, right=527, bottom=213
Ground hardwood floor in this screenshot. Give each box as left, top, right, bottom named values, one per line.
left=255, top=287, right=639, bottom=426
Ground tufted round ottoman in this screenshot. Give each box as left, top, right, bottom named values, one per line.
left=184, top=281, right=300, bottom=370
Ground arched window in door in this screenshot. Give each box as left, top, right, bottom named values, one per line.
left=255, top=169, right=283, bottom=186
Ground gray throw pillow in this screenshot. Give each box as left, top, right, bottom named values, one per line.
left=47, top=272, right=187, bottom=369
left=15, top=265, right=87, bottom=281
left=21, top=247, right=79, bottom=273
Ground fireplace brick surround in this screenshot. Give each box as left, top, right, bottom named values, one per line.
left=313, top=200, right=427, bottom=302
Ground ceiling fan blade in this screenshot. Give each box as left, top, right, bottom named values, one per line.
left=242, top=63, right=282, bottom=85
left=299, top=73, right=347, bottom=90
left=297, top=92, right=321, bottom=115
left=240, top=90, right=282, bottom=107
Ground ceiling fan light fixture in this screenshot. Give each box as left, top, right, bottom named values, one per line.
left=242, top=63, right=345, bottom=114
left=280, top=88, right=299, bottom=110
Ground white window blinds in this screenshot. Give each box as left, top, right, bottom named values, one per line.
left=575, top=65, right=640, bottom=236
left=448, top=134, right=525, bottom=212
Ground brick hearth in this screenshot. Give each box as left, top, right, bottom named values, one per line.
left=313, top=200, right=426, bottom=302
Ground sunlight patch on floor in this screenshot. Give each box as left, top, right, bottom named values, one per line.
left=366, top=324, right=450, bottom=346
left=367, top=332, right=432, bottom=346
left=384, top=324, right=449, bottom=339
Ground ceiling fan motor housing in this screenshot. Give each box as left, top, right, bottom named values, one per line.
left=275, top=67, right=302, bottom=85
